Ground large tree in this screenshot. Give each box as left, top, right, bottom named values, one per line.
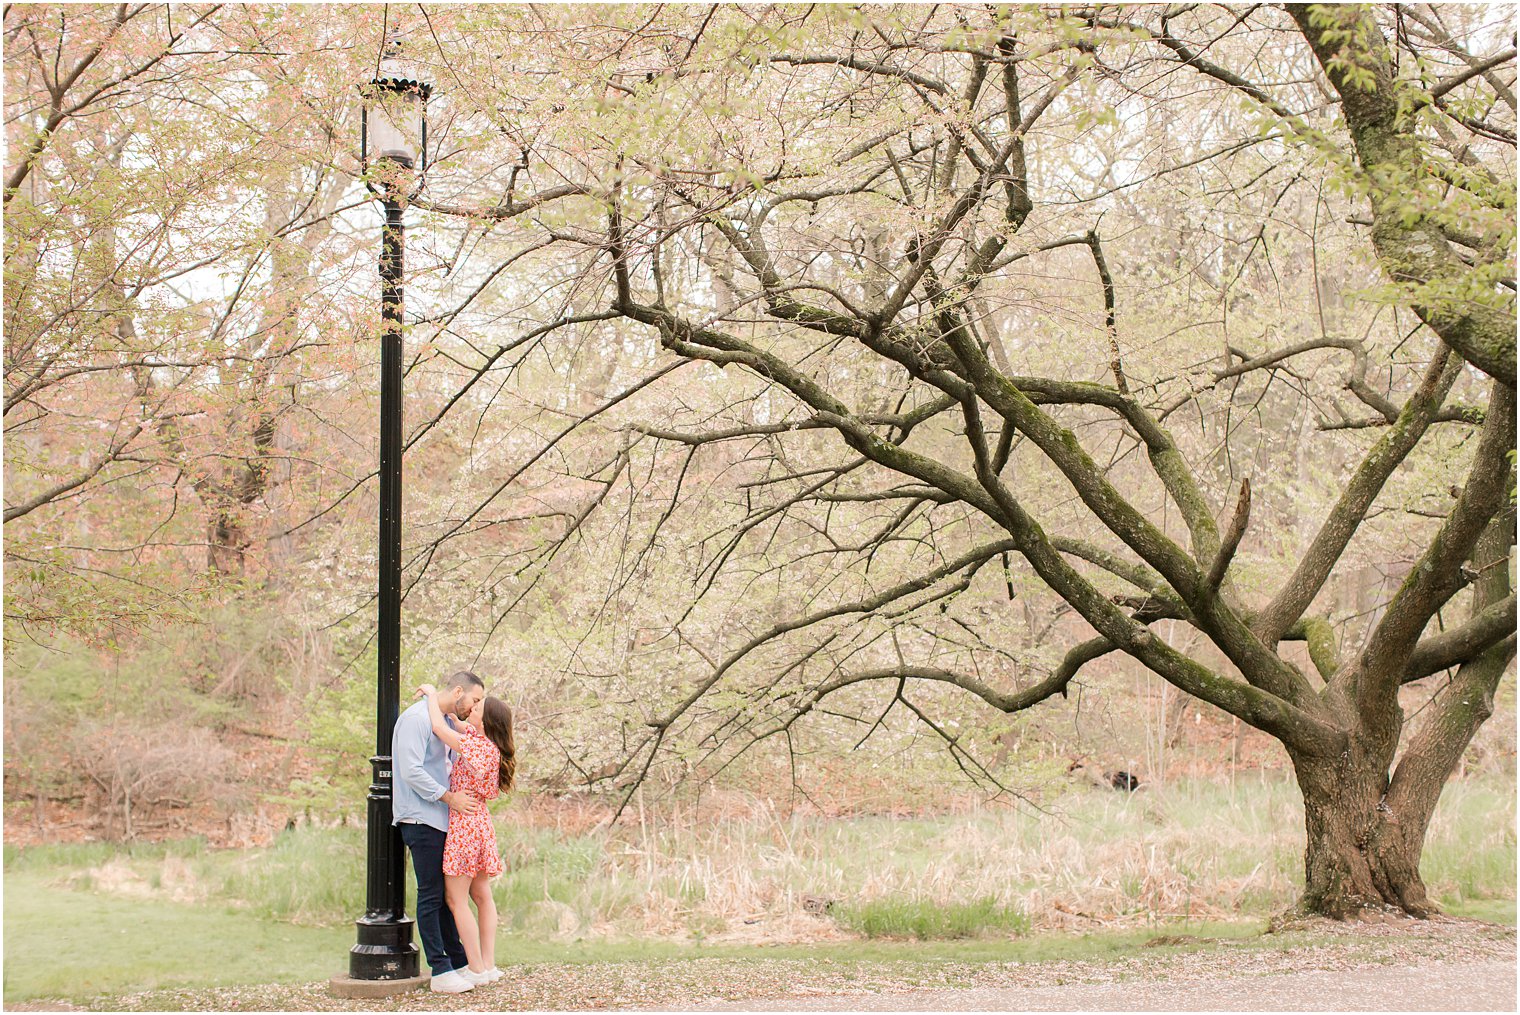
left=6, top=4, right=1514, bottom=918
left=397, top=3, right=1513, bottom=919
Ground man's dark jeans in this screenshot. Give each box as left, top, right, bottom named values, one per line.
left=399, top=822, right=467, bottom=975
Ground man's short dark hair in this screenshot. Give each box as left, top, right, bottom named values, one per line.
left=444, top=670, right=485, bottom=691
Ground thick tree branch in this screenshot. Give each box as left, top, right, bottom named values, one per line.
left=1347, top=382, right=1516, bottom=721
left=615, top=281, right=1330, bottom=747
left=1385, top=509, right=1516, bottom=847
left=944, top=324, right=1317, bottom=709
left=1255, top=349, right=1462, bottom=643
left=1402, top=593, right=1518, bottom=684
left=951, top=373, right=1331, bottom=743
left=1282, top=616, right=1342, bottom=680
left=1289, top=3, right=1517, bottom=386
left=1428, top=47, right=1517, bottom=102
left=1001, top=375, right=1224, bottom=564
left=413, top=183, right=592, bottom=221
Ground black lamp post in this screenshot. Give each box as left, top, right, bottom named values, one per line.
left=345, top=36, right=431, bottom=987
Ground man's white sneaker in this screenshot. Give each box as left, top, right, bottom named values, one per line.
left=430, top=970, right=475, bottom=994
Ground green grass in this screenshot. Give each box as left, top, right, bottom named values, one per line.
left=2, top=870, right=350, bottom=1001
left=9, top=773, right=1513, bottom=936
left=1442, top=897, right=1517, bottom=925
left=217, top=825, right=366, bottom=925
left=1418, top=778, right=1518, bottom=910
left=0, top=865, right=1263, bottom=1004
left=2, top=835, right=208, bottom=873
left=833, top=896, right=1031, bottom=939
left=1, top=869, right=707, bottom=1003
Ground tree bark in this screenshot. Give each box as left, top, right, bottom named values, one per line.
left=1292, top=748, right=1434, bottom=918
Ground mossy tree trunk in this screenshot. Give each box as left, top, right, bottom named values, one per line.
left=1291, top=746, right=1433, bottom=918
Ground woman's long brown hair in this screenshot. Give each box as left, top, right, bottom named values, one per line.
left=480, top=696, right=516, bottom=792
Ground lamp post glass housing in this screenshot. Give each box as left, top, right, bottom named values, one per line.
left=362, top=42, right=431, bottom=177
left=347, top=37, right=430, bottom=986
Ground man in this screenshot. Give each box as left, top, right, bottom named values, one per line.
left=392, top=670, right=486, bottom=994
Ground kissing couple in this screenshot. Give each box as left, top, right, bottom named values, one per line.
left=392, top=670, right=517, bottom=994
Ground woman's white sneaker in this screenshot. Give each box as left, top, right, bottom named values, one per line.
left=482, top=966, right=504, bottom=983
left=430, top=970, right=475, bottom=994
left=459, top=967, right=493, bottom=987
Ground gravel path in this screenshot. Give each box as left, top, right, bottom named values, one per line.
left=685, top=958, right=1516, bottom=1011
left=12, top=917, right=1514, bottom=1011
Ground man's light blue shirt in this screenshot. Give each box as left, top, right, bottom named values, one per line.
left=391, top=699, right=455, bottom=832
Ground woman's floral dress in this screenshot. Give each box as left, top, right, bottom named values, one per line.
left=442, top=724, right=503, bottom=877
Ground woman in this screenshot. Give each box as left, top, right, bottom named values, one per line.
left=415, top=682, right=517, bottom=985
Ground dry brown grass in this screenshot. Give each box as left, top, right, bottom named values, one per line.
left=490, top=773, right=1511, bottom=941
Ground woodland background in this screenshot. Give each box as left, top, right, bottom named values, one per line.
left=3, top=2, right=1515, bottom=943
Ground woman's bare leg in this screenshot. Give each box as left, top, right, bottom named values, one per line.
left=470, top=875, right=498, bottom=968
left=444, top=874, right=485, bottom=972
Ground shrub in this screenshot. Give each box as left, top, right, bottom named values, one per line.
left=76, top=721, right=233, bottom=840
left=833, top=896, right=1030, bottom=940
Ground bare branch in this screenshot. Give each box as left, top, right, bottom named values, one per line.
left=1206, top=478, right=1251, bottom=591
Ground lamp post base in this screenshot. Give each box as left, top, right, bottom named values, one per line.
left=329, top=972, right=429, bottom=999
left=346, top=913, right=420, bottom=980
